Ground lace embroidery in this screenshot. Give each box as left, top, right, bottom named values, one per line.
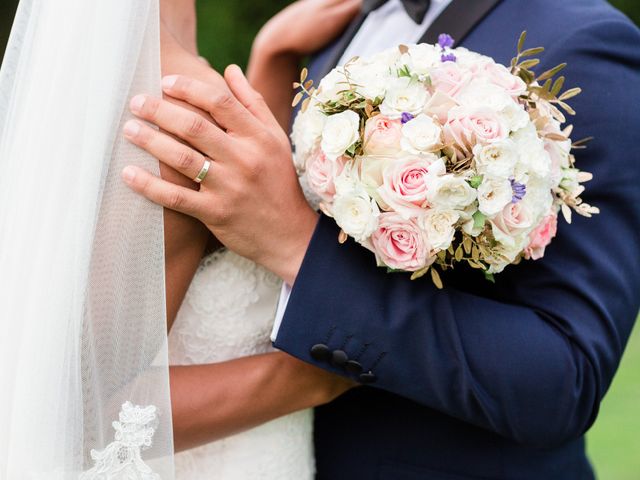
left=80, top=402, right=160, bottom=480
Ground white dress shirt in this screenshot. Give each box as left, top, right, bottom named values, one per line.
left=272, top=0, right=453, bottom=342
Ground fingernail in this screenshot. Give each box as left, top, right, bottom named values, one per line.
left=123, top=120, right=141, bottom=138
left=130, top=95, right=146, bottom=113
left=162, top=75, right=179, bottom=90
left=122, top=166, right=137, bottom=183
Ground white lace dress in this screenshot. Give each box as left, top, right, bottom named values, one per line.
left=168, top=249, right=315, bottom=479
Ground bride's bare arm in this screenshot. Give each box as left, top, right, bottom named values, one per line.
left=158, top=23, right=228, bottom=326
left=247, top=0, right=361, bottom=131
left=160, top=0, right=198, bottom=55
left=171, top=352, right=355, bottom=452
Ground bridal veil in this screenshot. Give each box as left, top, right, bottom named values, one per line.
left=0, top=0, right=174, bottom=477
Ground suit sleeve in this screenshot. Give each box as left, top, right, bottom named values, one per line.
left=274, top=19, right=640, bottom=447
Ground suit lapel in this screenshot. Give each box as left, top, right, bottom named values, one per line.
left=418, top=0, right=502, bottom=45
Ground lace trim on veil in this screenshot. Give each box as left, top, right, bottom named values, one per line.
left=80, top=403, right=160, bottom=480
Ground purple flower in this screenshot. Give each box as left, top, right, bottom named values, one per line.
left=510, top=178, right=527, bottom=203
left=438, top=34, right=455, bottom=49
left=401, top=112, right=415, bottom=124
left=440, top=53, right=457, bottom=63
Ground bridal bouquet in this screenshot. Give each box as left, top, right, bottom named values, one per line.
left=291, top=33, right=598, bottom=286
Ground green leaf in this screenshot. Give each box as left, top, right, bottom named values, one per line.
left=469, top=175, right=483, bottom=189
left=472, top=211, right=486, bottom=229
left=519, top=47, right=545, bottom=58
left=517, top=31, right=527, bottom=54
left=483, top=271, right=496, bottom=283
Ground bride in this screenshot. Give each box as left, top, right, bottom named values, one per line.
left=0, top=0, right=357, bottom=478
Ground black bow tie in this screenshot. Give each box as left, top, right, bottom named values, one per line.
left=363, top=0, right=432, bottom=24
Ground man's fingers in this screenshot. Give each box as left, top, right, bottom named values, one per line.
left=162, top=75, right=260, bottom=133
left=129, top=94, right=228, bottom=160
left=224, top=65, right=281, bottom=130
left=121, top=166, right=205, bottom=217
left=123, top=120, right=214, bottom=183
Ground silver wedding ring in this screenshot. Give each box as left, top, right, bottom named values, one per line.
left=194, top=159, right=211, bottom=184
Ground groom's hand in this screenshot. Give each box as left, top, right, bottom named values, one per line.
left=122, top=66, right=319, bottom=285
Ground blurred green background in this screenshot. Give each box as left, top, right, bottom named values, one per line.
left=1, top=1, right=639, bottom=478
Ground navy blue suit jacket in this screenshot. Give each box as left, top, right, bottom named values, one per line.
left=275, top=1, right=640, bottom=478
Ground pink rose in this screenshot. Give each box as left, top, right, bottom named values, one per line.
left=363, top=115, right=403, bottom=155
left=430, top=62, right=472, bottom=97
left=377, top=155, right=443, bottom=218
left=306, top=148, right=347, bottom=203
left=443, top=107, right=508, bottom=158
left=370, top=212, right=433, bottom=271
left=491, top=202, right=534, bottom=247
left=524, top=214, right=558, bottom=260
left=482, top=62, right=527, bottom=97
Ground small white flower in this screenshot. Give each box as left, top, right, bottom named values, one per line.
left=473, top=139, right=518, bottom=178
left=456, top=80, right=514, bottom=112
left=350, top=61, right=392, bottom=100
left=315, top=67, right=348, bottom=103
left=401, top=44, right=441, bottom=77
left=500, top=102, right=530, bottom=132
left=401, top=114, right=442, bottom=154
left=333, top=171, right=380, bottom=242
left=427, top=174, right=477, bottom=210
left=291, top=107, right=327, bottom=170
left=421, top=209, right=460, bottom=251
left=321, top=110, right=361, bottom=160
left=514, top=132, right=552, bottom=179
left=379, top=77, right=430, bottom=118
left=477, top=177, right=513, bottom=217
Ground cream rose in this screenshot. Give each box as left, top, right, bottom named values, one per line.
left=421, top=209, right=460, bottom=251
left=379, top=77, right=430, bottom=118
left=400, top=114, right=442, bottom=154
left=363, top=115, right=403, bottom=155
left=477, top=176, right=513, bottom=217
left=332, top=177, right=380, bottom=243
left=443, top=107, right=508, bottom=157
left=430, top=62, right=472, bottom=97
left=473, top=139, right=518, bottom=178
left=490, top=201, right=534, bottom=248
left=426, top=174, right=477, bottom=210
left=321, top=110, right=361, bottom=160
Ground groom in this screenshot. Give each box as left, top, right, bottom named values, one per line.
left=124, top=0, right=640, bottom=478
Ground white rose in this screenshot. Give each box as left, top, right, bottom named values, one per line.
left=472, top=139, right=518, bottom=178
left=316, top=68, right=347, bottom=103
left=379, top=77, right=430, bottom=118
left=514, top=132, right=552, bottom=179
left=421, top=209, right=460, bottom=251
left=291, top=108, right=327, bottom=169
left=333, top=173, right=380, bottom=242
left=400, top=114, right=442, bottom=154
left=350, top=61, right=392, bottom=100
left=402, top=44, right=441, bottom=77
left=321, top=110, right=361, bottom=160
left=500, top=102, right=530, bottom=132
left=477, top=177, right=513, bottom=217
left=456, top=80, right=514, bottom=111
left=427, top=174, right=477, bottom=210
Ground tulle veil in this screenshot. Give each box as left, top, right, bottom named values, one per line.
left=0, top=0, right=174, bottom=477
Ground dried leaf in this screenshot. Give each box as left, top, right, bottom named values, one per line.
left=551, top=76, right=565, bottom=97
left=561, top=204, right=573, bottom=224
left=338, top=230, right=348, bottom=244
left=411, top=266, right=430, bottom=281
left=463, top=236, right=472, bottom=255
left=292, top=92, right=303, bottom=107
left=517, top=31, right=527, bottom=54
left=559, top=87, right=581, bottom=101
left=300, top=68, right=308, bottom=83
left=519, top=59, right=540, bottom=70
left=537, top=63, right=566, bottom=82
left=430, top=268, right=444, bottom=289
left=455, top=245, right=464, bottom=262
left=545, top=132, right=569, bottom=141
left=304, top=79, right=314, bottom=90
left=520, top=47, right=545, bottom=57
left=293, top=82, right=301, bottom=89
left=398, top=44, right=409, bottom=55
left=557, top=101, right=576, bottom=115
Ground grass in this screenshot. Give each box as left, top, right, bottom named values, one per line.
left=587, top=324, right=640, bottom=479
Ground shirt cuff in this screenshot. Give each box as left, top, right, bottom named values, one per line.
left=271, top=283, right=292, bottom=342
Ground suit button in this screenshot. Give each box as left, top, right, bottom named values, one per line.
left=310, top=344, right=331, bottom=362
left=345, top=360, right=363, bottom=374
left=359, top=371, right=378, bottom=384
left=331, top=349, right=349, bottom=367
